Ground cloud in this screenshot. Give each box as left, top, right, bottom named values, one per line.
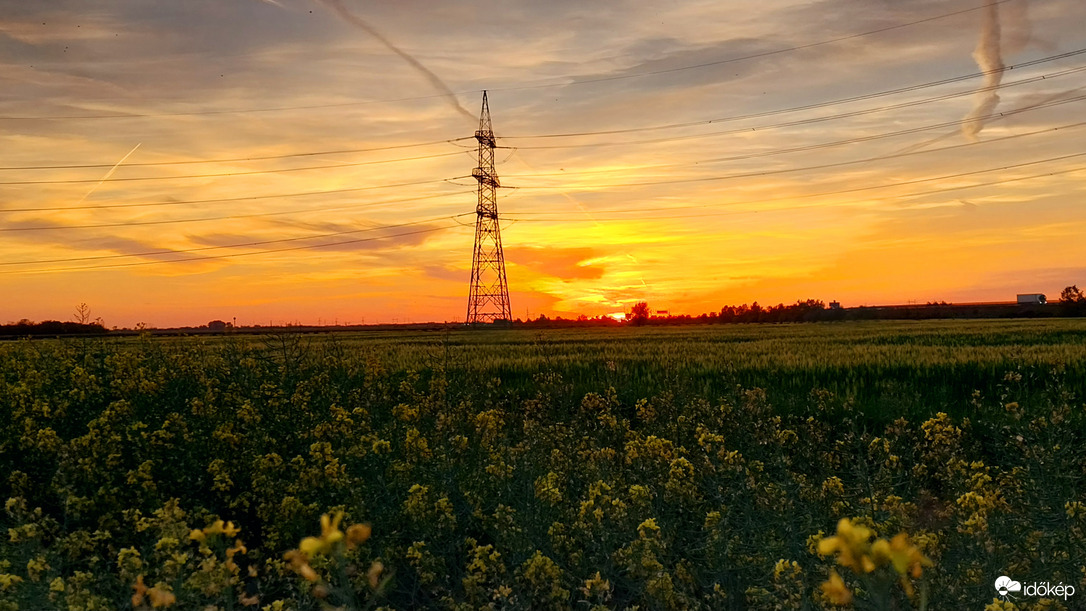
left=567, top=37, right=780, bottom=93
left=313, top=0, right=475, bottom=122
left=1, top=218, right=194, bottom=263
left=422, top=264, right=467, bottom=283
left=187, top=220, right=445, bottom=253
left=962, top=0, right=1007, bottom=141
left=504, top=246, right=604, bottom=280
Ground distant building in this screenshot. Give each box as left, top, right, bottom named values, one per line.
left=1017, top=293, right=1046, bottom=305
left=829, top=301, right=842, bottom=310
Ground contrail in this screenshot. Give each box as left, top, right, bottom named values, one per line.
left=900, top=82, right=1085, bottom=155
left=962, top=0, right=1005, bottom=141
left=1001, top=0, right=1032, bottom=54
left=256, top=0, right=286, bottom=8
left=75, top=143, right=142, bottom=206
left=315, top=0, right=475, bottom=122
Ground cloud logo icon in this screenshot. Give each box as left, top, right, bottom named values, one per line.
left=995, top=576, right=1022, bottom=597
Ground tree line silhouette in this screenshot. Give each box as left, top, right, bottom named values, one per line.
left=518, top=286, right=1086, bottom=328
left=0, top=320, right=107, bottom=337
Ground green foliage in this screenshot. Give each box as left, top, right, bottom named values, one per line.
left=1, top=321, right=1086, bottom=609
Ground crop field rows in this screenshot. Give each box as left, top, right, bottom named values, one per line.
left=2, top=319, right=1086, bottom=610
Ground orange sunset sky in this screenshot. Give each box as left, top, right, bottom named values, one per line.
left=2, top=0, right=1085, bottom=327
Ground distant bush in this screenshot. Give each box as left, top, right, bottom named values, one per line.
left=0, top=320, right=106, bottom=337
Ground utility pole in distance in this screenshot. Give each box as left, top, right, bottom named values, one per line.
left=466, top=91, right=511, bottom=324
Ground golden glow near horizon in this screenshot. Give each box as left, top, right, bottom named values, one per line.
left=2, top=0, right=1085, bottom=327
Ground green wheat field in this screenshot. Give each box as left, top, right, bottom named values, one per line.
left=3, top=319, right=1085, bottom=610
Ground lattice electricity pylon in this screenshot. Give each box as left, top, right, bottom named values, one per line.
left=466, top=91, right=512, bottom=324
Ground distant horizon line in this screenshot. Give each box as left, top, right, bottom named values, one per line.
left=1, top=297, right=1071, bottom=333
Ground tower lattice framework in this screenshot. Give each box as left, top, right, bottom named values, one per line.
left=466, top=91, right=511, bottom=323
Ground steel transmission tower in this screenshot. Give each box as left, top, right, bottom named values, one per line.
left=466, top=91, right=512, bottom=323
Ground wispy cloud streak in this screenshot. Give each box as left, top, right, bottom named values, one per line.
left=962, top=0, right=1033, bottom=141
left=314, top=0, right=475, bottom=122
left=962, top=0, right=1005, bottom=141
left=74, top=143, right=142, bottom=206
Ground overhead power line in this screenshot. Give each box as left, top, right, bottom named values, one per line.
left=0, top=94, right=471, bottom=121
left=0, top=145, right=469, bottom=172
left=0, top=162, right=468, bottom=185
left=507, top=117, right=1086, bottom=189
left=0, top=0, right=1015, bottom=121
left=505, top=167, right=1086, bottom=222
left=4, top=50, right=1079, bottom=174
left=3, top=71, right=1077, bottom=188
left=502, top=49, right=1086, bottom=139
left=1, top=213, right=474, bottom=269
left=489, top=0, right=1021, bottom=93
left=502, top=77, right=1086, bottom=152
left=503, top=153, right=1086, bottom=219
left=16, top=72, right=1057, bottom=190
left=2, top=184, right=466, bottom=214
left=501, top=90, right=1086, bottom=179
left=504, top=169, right=1086, bottom=223
left=3, top=223, right=465, bottom=276
left=0, top=190, right=474, bottom=232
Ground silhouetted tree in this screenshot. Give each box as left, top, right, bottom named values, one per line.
left=628, top=301, right=651, bottom=326
left=1060, top=285, right=1084, bottom=304
left=74, top=302, right=91, bottom=324
left=1060, top=285, right=1086, bottom=316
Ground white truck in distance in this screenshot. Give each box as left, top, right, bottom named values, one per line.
left=1017, top=293, right=1047, bottom=305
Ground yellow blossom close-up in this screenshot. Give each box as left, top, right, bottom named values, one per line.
left=822, top=571, right=852, bottom=606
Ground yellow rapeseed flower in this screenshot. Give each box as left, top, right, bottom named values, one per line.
left=297, top=512, right=346, bottom=558
left=283, top=550, right=319, bottom=582
left=320, top=512, right=344, bottom=544
left=226, top=540, right=247, bottom=558
left=147, top=583, right=176, bottom=608
left=1065, top=501, right=1085, bottom=520
left=822, top=571, right=852, bottom=605
left=0, top=574, right=24, bottom=592
left=871, top=538, right=892, bottom=565
left=818, top=518, right=874, bottom=572
left=819, top=519, right=930, bottom=583
left=298, top=563, right=318, bottom=583
left=367, top=560, right=384, bottom=589
left=225, top=539, right=247, bottom=573
left=889, top=533, right=931, bottom=579
left=131, top=575, right=147, bottom=608
left=298, top=536, right=323, bottom=558
left=346, top=523, right=372, bottom=549
left=191, top=519, right=241, bottom=544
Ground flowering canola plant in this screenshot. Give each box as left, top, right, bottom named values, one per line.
left=817, top=518, right=931, bottom=608
left=1, top=324, right=1085, bottom=609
